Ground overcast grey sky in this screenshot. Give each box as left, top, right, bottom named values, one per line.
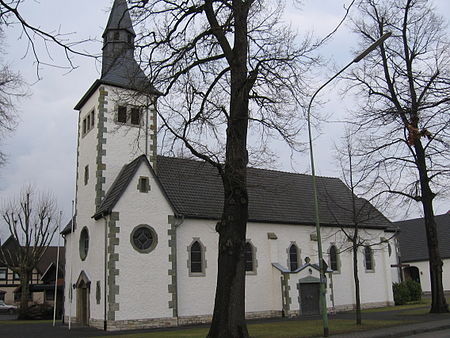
left=0, top=0, right=448, bottom=232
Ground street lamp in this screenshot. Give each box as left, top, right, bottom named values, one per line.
left=307, top=32, right=391, bottom=337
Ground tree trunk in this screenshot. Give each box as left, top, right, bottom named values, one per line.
left=352, top=239, right=361, bottom=325
left=414, top=140, right=448, bottom=313
left=207, top=3, right=251, bottom=337
left=18, top=269, right=31, bottom=319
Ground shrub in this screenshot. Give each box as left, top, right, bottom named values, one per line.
left=393, top=280, right=422, bottom=305
left=393, top=282, right=410, bottom=305
left=405, top=280, right=422, bottom=302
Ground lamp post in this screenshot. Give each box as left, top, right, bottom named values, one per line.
left=307, top=32, right=391, bottom=337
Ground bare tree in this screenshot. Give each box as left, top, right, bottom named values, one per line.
left=0, top=62, right=24, bottom=166
left=0, top=0, right=95, bottom=77
left=0, top=186, right=59, bottom=318
left=330, top=130, right=395, bottom=324
left=346, top=0, right=449, bottom=313
left=126, top=1, right=321, bottom=336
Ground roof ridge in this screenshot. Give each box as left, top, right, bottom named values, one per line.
left=156, top=155, right=340, bottom=180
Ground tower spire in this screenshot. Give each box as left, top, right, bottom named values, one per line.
left=101, top=0, right=136, bottom=78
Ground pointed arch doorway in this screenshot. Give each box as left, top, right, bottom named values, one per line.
left=75, top=271, right=91, bottom=325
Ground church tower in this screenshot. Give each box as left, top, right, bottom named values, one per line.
left=64, top=0, right=162, bottom=329
left=74, top=0, right=159, bottom=211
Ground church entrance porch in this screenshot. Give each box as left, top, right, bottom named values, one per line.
left=75, top=271, right=90, bottom=326
left=298, top=278, right=321, bottom=316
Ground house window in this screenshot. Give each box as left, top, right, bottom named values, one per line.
left=130, top=107, right=141, bottom=125
left=138, top=176, right=150, bottom=193
left=244, top=241, right=257, bottom=274
left=288, top=244, right=299, bottom=271
left=117, top=106, right=127, bottom=123
left=84, top=165, right=89, bottom=185
left=364, top=246, right=374, bottom=271
left=79, top=227, right=89, bottom=261
left=329, top=245, right=339, bottom=272
left=0, top=268, right=6, bottom=280
left=130, top=224, right=158, bottom=253
left=0, top=292, right=4, bottom=301
left=13, top=272, right=20, bottom=280
left=45, top=289, right=54, bottom=301
left=14, top=292, right=32, bottom=301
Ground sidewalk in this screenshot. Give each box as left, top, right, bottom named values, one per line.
left=330, top=306, right=450, bottom=337
left=331, top=319, right=450, bottom=337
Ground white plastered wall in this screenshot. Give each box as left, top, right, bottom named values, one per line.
left=113, top=162, right=174, bottom=320
left=176, top=221, right=393, bottom=317
left=406, top=259, right=450, bottom=293
left=64, top=88, right=108, bottom=322
left=101, top=85, right=157, bottom=195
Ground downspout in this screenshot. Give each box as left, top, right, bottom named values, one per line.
left=103, top=214, right=108, bottom=331
left=172, top=215, right=184, bottom=323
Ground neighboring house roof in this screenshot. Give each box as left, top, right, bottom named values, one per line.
left=36, top=247, right=65, bottom=276
left=0, top=236, right=64, bottom=275
left=395, top=213, right=450, bottom=263
left=92, top=155, right=391, bottom=230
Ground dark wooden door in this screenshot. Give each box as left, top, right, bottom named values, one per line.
left=300, top=283, right=320, bottom=315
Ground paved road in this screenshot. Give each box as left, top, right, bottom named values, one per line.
left=409, top=328, right=450, bottom=337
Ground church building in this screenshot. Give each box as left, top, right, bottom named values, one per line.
left=63, top=0, right=395, bottom=331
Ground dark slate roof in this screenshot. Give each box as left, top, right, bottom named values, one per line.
left=0, top=236, right=64, bottom=274
left=395, top=213, right=450, bottom=263
left=36, top=247, right=65, bottom=275
left=101, top=54, right=158, bottom=94
left=61, top=216, right=76, bottom=236
left=94, top=155, right=391, bottom=230
left=103, top=0, right=135, bottom=37
left=74, top=0, right=160, bottom=110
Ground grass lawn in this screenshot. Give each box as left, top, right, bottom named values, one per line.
left=110, top=319, right=413, bottom=338
left=362, top=296, right=450, bottom=313
left=0, top=319, right=59, bottom=325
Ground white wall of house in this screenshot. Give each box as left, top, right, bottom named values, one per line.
left=406, top=259, right=450, bottom=293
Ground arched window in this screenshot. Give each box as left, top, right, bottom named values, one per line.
left=245, top=242, right=255, bottom=273
left=190, top=241, right=202, bottom=273
left=364, top=246, right=374, bottom=271
left=188, top=239, right=206, bottom=276
left=289, top=244, right=299, bottom=271
left=329, top=245, right=339, bottom=272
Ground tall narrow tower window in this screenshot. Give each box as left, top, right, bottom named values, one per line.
left=84, top=165, right=89, bottom=185
left=130, top=107, right=141, bottom=125
left=117, top=106, right=127, bottom=123
left=90, top=110, right=95, bottom=127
